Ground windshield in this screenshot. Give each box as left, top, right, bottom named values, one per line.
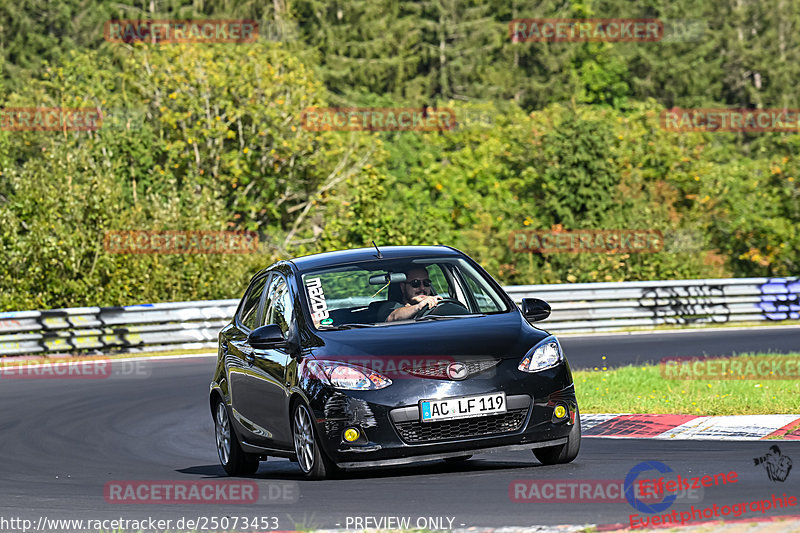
left=300, top=257, right=509, bottom=329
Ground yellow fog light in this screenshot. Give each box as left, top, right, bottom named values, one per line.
left=344, top=428, right=360, bottom=442
left=554, top=405, right=567, bottom=419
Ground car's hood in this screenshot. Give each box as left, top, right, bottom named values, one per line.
left=310, top=312, right=550, bottom=361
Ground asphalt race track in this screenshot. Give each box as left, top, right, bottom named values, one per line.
left=1, top=329, right=799, bottom=531
left=560, top=325, right=800, bottom=369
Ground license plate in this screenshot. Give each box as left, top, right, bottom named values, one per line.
left=419, top=392, right=506, bottom=423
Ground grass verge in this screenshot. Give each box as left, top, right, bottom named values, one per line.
left=574, top=352, right=800, bottom=415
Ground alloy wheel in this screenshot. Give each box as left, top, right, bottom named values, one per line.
left=293, top=405, right=315, bottom=473
left=215, top=402, right=231, bottom=465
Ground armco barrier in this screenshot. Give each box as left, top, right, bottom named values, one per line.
left=0, top=300, right=237, bottom=357
left=0, top=277, right=797, bottom=356
left=509, top=276, right=799, bottom=332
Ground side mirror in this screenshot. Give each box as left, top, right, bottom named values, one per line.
left=521, top=298, right=551, bottom=322
left=248, top=324, right=287, bottom=349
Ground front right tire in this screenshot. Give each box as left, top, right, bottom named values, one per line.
left=214, top=400, right=260, bottom=476
left=292, top=402, right=338, bottom=480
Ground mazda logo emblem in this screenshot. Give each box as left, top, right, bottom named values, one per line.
left=447, top=362, right=468, bottom=380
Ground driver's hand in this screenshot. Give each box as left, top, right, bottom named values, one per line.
left=412, top=295, right=442, bottom=310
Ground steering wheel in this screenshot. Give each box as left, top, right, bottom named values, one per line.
left=414, top=298, right=470, bottom=319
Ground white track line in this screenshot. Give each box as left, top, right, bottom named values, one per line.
left=657, top=415, right=800, bottom=441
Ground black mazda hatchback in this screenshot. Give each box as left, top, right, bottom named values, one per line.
left=210, top=245, right=579, bottom=479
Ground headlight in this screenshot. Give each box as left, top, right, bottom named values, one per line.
left=518, top=336, right=563, bottom=373
left=304, top=360, right=392, bottom=390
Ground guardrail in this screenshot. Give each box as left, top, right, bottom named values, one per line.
left=0, top=300, right=237, bottom=357
left=507, top=277, right=799, bottom=332
left=0, top=277, right=797, bottom=357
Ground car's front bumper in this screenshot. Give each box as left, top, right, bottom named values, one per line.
left=334, top=441, right=568, bottom=469
left=304, top=359, right=578, bottom=468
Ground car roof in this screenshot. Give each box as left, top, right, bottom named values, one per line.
left=288, top=245, right=464, bottom=272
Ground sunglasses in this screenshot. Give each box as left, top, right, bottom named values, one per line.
left=406, top=279, right=432, bottom=288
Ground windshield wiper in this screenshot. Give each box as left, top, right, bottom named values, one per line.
left=317, top=323, right=380, bottom=330
left=415, top=314, right=486, bottom=321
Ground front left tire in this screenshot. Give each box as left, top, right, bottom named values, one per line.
left=214, top=400, right=260, bottom=476
left=533, top=408, right=581, bottom=465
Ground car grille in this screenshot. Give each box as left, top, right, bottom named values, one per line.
left=393, top=407, right=528, bottom=443
left=401, top=358, right=500, bottom=379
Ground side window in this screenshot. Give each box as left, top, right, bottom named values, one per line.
left=463, top=274, right=503, bottom=313
left=263, top=275, right=294, bottom=338
left=239, top=274, right=268, bottom=331
left=426, top=264, right=450, bottom=297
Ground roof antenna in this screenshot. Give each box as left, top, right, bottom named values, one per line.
left=372, top=240, right=383, bottom=259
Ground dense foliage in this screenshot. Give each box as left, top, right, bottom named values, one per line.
left=1, top=0, right=798, bottom=310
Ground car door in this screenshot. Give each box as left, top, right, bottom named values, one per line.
left=231, top=272, right=295, bottom=449
left=225, top=271, right=271, bottom=444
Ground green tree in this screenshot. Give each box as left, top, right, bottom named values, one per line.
left=0, top=41, right=384, bottom=309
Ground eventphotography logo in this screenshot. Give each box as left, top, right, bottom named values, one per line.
left=301, top=107, right=456, bottom=132
left=104, top=20, right=258, bottom=43
left=754, top=445, right=793, bottom=482
left=619, top=460, right=798, bottom=530
left=629, top=495, right=797, bottom=529
left=0, top=107, right=102, bottom=131
left=510, top=18, right=663, bottom=42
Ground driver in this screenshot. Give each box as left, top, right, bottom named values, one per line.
left=383, top=267, right=443, bottom=322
